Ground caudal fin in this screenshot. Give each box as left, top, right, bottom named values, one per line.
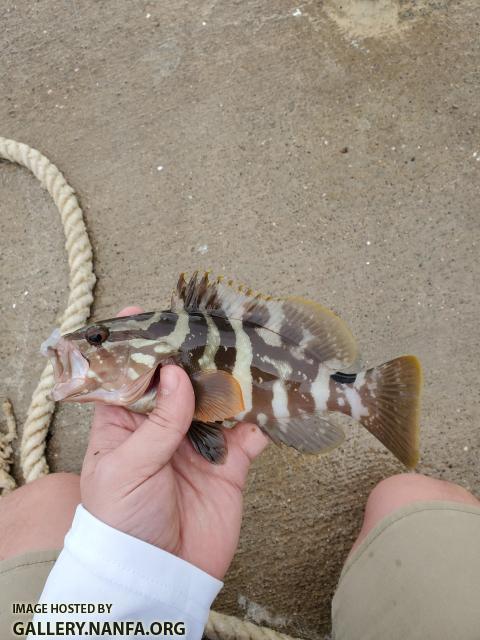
left=357, top=355, right=422, bottom=467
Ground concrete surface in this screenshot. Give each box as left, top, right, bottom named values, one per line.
left=1, top=0, right=479, bottom=637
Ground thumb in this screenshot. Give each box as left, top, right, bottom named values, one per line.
left=114, top=365, right=195, bottom=477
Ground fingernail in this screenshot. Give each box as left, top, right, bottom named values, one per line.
left=159, top=366, right=179, bottom=396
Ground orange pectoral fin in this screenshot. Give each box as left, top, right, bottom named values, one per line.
left=191, top=370, right=245, bottom=422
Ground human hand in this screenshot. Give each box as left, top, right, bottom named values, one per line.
left=80, top=306, right=269, bottom=580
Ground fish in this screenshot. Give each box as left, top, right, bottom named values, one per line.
left=41, top=272, right=422, bottom=466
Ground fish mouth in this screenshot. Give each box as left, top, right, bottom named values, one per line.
left=61, top=364, right=160, bottom=406
left=41, top=329, right=92, bottom=401
left=41, top=328, right=161, bottom=405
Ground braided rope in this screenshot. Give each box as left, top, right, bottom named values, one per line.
left=0, top=137, right=298, bottom=640
left=0, top=136, right=96, bottom=483
left=206, top=611, right=302, bottom=640
left=0, top=400, right=18, bottom=494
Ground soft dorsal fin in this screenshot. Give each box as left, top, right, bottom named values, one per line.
left=172, top=272, right=358, bottom=369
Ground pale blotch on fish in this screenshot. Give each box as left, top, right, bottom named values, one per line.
left=272, top=380, right=290, bottom=420
left=231, top=317, right=253, bottom=419
left=257, top=413, right=268, bottom=427
left=131, top=353, right=156, bottom=367
left=130, top=338, right=158, bottom=349
left=256, top=327, right=282, bottom=348
left=198, top=314, right=220, bottom=370
left=260, top=354, right=292, bottom=380
left=311, top=367, right=331, bottom=413
left=42, top=271, right=423, bottom=467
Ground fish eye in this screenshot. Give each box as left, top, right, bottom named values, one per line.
left=85, top=325, right=110, bottom=347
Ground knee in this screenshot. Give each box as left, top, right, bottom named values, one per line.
left=0, top=472, right=80, bottom=560
left=366, top=473, right=479, bottom=522
left=351, top=474, right=479, bottom=554
left=0, top=473, right=80, bottom=508
left=12, top=472, right=80, bottom=512
left=33, top=472, right=81, bottom=501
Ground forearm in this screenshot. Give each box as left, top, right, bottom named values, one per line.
left=29, top=505, right=223, bottom=639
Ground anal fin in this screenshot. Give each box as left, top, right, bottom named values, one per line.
left=188, top=421, right=227, bottom=464
left=259, top=413, right=345, bottom=454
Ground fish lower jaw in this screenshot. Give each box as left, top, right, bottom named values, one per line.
left=51, top=381, right=91, bottom=402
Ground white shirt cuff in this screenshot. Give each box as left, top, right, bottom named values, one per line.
left=31, top=505, right=223, bottom=639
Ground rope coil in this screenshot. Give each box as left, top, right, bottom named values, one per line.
left=0, top=400, right=17, bottom=494
left=0, top=136, right=96, bottom=483
left=0, top=136, right=299, bottom=640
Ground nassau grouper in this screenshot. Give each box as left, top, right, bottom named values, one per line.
left=41, top=272, right=422, bottom=466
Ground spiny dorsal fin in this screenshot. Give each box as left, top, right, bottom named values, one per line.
left=172, top=272, right=358, bottom=368
left=172, top=271, right=273, bottom=315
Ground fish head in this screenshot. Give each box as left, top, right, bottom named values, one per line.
left=41, top=312, right=179, bottom=406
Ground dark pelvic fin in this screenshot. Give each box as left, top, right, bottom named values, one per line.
left=172, top=271, right=358, bottom=369
left=259, top=413, right=345, bottom=454
left=187, top=421, right=227, bottom=464
left=191, top=369, right=244, bottom=422
left=358, top=355, right=422, bottom=468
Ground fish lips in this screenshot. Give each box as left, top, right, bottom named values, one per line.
left=51, top=378, right=89, bottom=402
left=41, top=328, right=165, bottom=406
left=47, top=347, right=161, bottom=406
left=44, top=341, right=92, bottom=401
left=70, top=366, right=159, bottom=405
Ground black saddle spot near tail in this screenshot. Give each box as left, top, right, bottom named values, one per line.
left=330, top=371, right=357, bottom=384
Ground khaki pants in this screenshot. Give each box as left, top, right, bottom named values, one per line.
left=332, top=501, right=480, bottom=639
left=0, top=549, right=59, bottom=639
left=1, top=502, right=480, bottom=639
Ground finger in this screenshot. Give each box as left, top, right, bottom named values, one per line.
left=225, top=421, right=270, bottom=464
left=116, top=305, right=144, bottom=317
left=112, top=365, right=195, bottom=477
